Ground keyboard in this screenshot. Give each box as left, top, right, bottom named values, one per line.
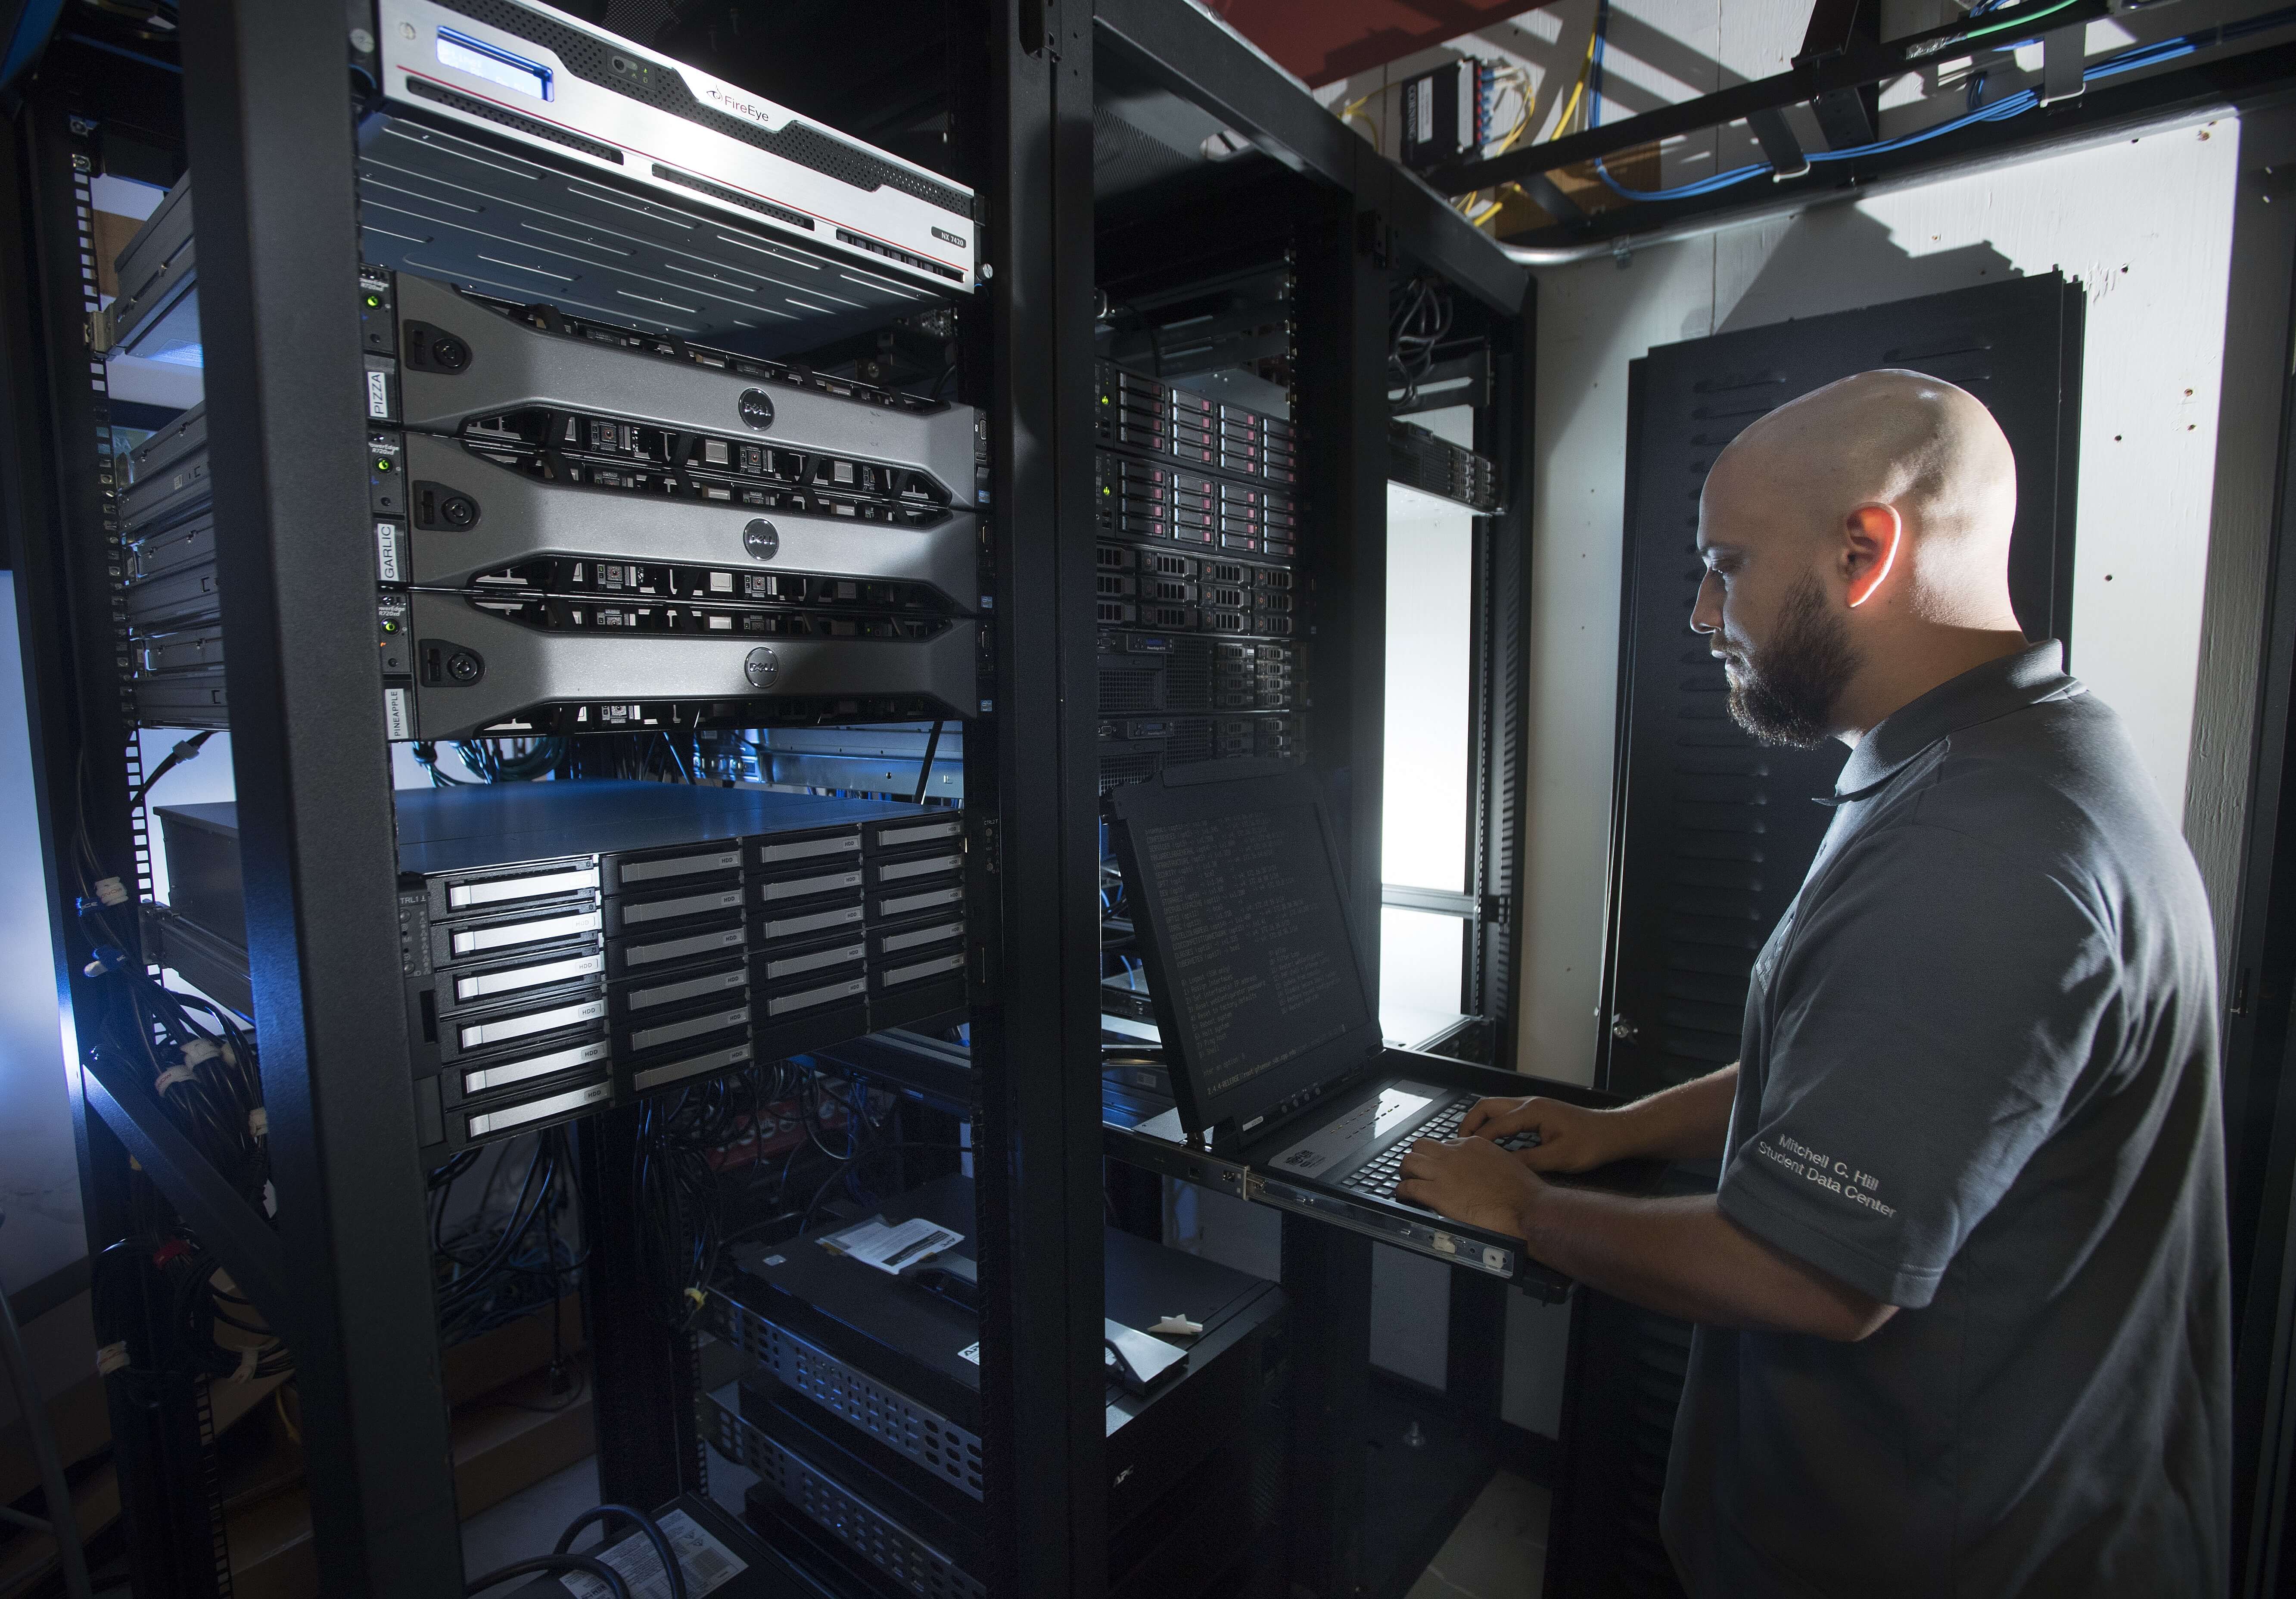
left=1335, top=1098, right=1537, bottom=1200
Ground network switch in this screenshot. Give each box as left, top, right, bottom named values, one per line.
left=359, top=0, right=976, bottom=345
left=156, top=783, right=967, bottom=1152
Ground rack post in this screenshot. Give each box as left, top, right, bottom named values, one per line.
left=176, top=1, right=463, bottom=1591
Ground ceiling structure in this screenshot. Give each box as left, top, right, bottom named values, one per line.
left=1204, top=0, right=1553, bottom=86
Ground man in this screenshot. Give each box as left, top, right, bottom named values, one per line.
left=1400, top=370, right=2230, bottom=1596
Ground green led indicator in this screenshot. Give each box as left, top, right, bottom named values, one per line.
left=364, top=294, right=382, bottom=308
left=373, top=457, right=393, bottom=472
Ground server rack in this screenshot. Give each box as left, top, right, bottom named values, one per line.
left=0, top=5, right=1535, bottom=1598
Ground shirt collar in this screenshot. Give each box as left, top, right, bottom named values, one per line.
left=1832, top=639, right=2079, bottom=800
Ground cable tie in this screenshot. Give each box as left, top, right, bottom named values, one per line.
left=249, top=1107, right=268, bottom=1140
left=93, top=876, right=130, bottom=907
left=232, top=1345, right=259, bottom=1383
left=683, top=1286, right=708, bottom=1310
left=181, top=1037, right=221, bottom=1067
left=153, top=1064, right=198, bottom=1092
left=95, top=1341, right=129, bottom=1376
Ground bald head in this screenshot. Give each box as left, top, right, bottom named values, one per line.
left=1703, top=369, right=2018, bottom=627
left=1690, top=370, right=2031, bottom=747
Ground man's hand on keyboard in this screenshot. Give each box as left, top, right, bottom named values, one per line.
left=1395, top=1135, right=1543, bottom=1240
left=1460, top=1095, right=1633, bottom=1174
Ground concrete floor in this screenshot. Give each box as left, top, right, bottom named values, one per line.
left=463, top=1453, right=1548, bottom=1598
left=1405, top=1470, right=1550, bottom=1599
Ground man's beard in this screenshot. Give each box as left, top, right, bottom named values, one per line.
left=1723, top=572, right=1857, bottom=748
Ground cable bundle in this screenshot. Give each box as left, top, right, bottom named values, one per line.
left=1388, top=276, right=1454, bottom=407
left=430, top=1130, right=582, bottom=1348
left=1585, top=0, right=2296, bottom=203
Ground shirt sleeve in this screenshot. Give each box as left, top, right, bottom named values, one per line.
left=1718, top=819, right=2122, bottom=1309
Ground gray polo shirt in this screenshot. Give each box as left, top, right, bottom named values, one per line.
left=1660, top=641, right=2230, bottom=1597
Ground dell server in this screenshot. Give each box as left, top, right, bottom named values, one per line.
left=357, top=0, right=977, bottom=347
left=154, top=782, right=967, bottom=1153
left=709, top=1173, right=1281, bottom=1596
left=368, top=271, right=983, bottom=498
left=361, top=267, right=986, bottom=738
left=382, top=590, right=980, bottom=739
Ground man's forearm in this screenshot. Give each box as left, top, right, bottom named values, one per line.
left=1609, top=1064, right=1739, bottom=1162
left=1515, top=1183, right=1893, bottom=1341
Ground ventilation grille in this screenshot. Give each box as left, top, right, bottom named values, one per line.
left=404, top=77, right=623, bottom=164
left=712, top=1294, right=983, bottom=1497
left=747, top=1426, right=986, bottom=1599
left=650, top=163, right=814, bottom=230
left=434, top=0, right=974, bottom=218
left=1099, top=666, right=1162, bottom=715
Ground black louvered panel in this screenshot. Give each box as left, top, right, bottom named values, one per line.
left=1601, top=274, right=2084, bottom=1102
left=1546, top=1288, right=1696, bottom=1599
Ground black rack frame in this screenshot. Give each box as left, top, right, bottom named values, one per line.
left=0, top=3, right=1537, bottom=1596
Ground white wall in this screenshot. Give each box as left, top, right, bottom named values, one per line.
left=1518, top=121, right=2243, bottom=1083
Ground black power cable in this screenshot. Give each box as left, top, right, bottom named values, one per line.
left=555, top=1505, right=687, bottom=1599
left=463, top=1554, right=630, bottom=1599
left=799, top=1141, right=970, bottom=1235
left=912, top=719, right=946, bottom=806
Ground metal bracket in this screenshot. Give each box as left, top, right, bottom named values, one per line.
left=1355, top=208, right=1391, bottom=268
left=1516, top=171, right=1585, bottom=225
left=2041, top=25, right=2087, bottom=105
left=1747, top=106, right=1813, bottom=178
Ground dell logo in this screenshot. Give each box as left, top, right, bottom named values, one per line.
left=743, top=519, right=780, bottom=561
left=737, top=388, right=775, bottom=430
left=744, top=647, right=780, bottom=689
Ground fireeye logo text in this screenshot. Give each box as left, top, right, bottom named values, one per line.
left=700, top=84, right=775, bottom=128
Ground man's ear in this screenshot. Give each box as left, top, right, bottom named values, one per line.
left=1844, top=504, right=1901, bottom=609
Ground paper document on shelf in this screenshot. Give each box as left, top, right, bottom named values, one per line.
left=556, top=1509, right=746, bottom=1599
left=820, top=1214, right=965, bottom=1274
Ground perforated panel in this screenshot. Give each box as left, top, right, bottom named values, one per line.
left=712, top=1292, right=984, bottom=1496
left=747, top=1427, right=985, bottom=1599
left=403, top=77, right=625, bottom=163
